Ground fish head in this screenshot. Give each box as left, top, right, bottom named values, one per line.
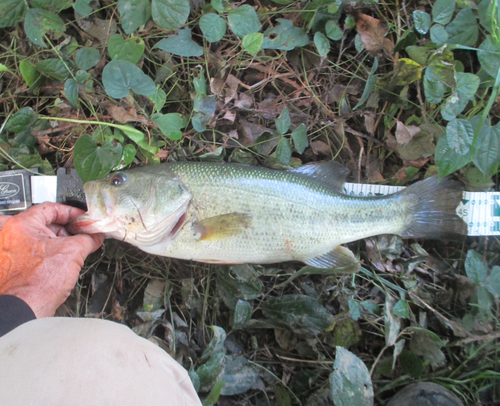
left=70, top=167, right=192, bottom=247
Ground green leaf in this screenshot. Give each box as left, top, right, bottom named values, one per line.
left=392, top=299, right=410, bottom=319
left=291, top=123, right=308, bottom=154
left=122, top=143, right=136, bottom=166
left=75, top=70, right=91, bottom=84
left=435, top=118, right=473, bottom=177
left=330, top=347, right=374, bottom=406
left=423, top=74, right=445, bottom=105
left=75, top=47, right=100, bottom=71
left=262, top=19, right=309, bottom=51
left=36, top=59, right=71, bottom=81
left=432, top=0, right=455, bottom=25
left=32, top=0, right=72, bottom=11
left=196, top=352, right=226, bottom=392
left=152, top=112, right=187, bottom=140
left=486, top=266, right=500, bottom=297
left=399, top=350, right=423, bottom=378
left=216, top=265, right=264, bottom=310
left=314, top=32, right=330, bottom=58
left=413, top=10, right=431, bottom=34
left=478, top=36, right=500, bottom=78
left=429, top=24, right=448, bottom=46
left=354, top=58, right=378, bottom=110
left=117, top=0, right=151, bottom=35
left=441, top=72, right=480, bottom=121
left=6, top=107, right=38, bottom=134
left=19, top=60, right=40, bottom=87
left=204, top=380, right=223, bottom=406
left=0, top=0, right=26, bottom=28
left=117, top=125, right=159, bottom=156
left=276, top=137, right=292, bottom=165
left=242, top=32, right=264, bottom=56
left=24, top=8, right=65, bottom=48
left=408, top=327, right=446, bottom=368
left=472, top=119, right=500, bottom=175
left=227, top=5, right=262, bottom=38
left=102, top=59, right=156, bottom=99
left=148, top=88, right=167, bottom=113
left=478, top=0, right=493, bottom=33
left=348, top=298, right=361, bottom=321
left=200, top=13, right=226, bottom=43
left=465, top=249, right=488, bottom=284
left=384, top=297, right=401, bottom=347
left=445, top=118, right=474, bottom=155
left=73, top=135, right=123, bottom=183
left=0, top=63, right=14, bottom=76
left=221, top=356, right=259, bottom=396
left=73, top=0, right=92, bottom=16
left=445, top=9, right=478, bottom=47
left=64, top=78, right=79, bottom=107
left=325, top=20, right=343, bottom=41
left=154, top=28, right=203, bottom=57
left=151, top=0, right=190, bottom=30
left=261, top=294, right=334, bottom=336
left=477, top=285, right=494, bottom=322
left=108, top=35, right=145, bottom=64
left=233, top=300, right=252, bottom=329
left=201, top=326, right=226, bottom=363
left=276, top=107, right=291, bottom=135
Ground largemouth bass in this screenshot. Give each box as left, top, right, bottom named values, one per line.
left=70, top=161, right=467, bottom=270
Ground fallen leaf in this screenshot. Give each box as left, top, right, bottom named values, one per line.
left=234, top=92, right=254, bottom=109
left=395, top=120, right=420, bottom=145
left=155, top=149, right=170, bottom=160
left=210, top=77, right=225, bottom=95
left=222, top=110, right=236, bottom=123
left=311, top=140, right=332, bottom=156
left=355, top=12, right=394, bottom=56
left=101, top=101, right=149, bottom=124
left=238, top=119, right=269, bottom=146
left=224, top=74, right=241, bottom=104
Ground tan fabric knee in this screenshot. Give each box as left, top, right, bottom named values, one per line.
left=0, top=317, right=201, bottom=406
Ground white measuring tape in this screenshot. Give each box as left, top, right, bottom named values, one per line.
left=344, top=183, right=500, bottom=237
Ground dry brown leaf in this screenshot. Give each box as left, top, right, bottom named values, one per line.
left=210, top=77, right=224, bottom=95
left=224, top=74, right=242, bottom=105
left=101, top=101, right=148, bottom=124
left=395, top=121, right=420, bottom=145
left=310, top=140, right=332, bottom=156
left=222, top=110, right=236, bottom=123
left=235, top=93, right=254, bottom=109
left=364, top=113, right=375, bottom=134
left=355, top=13, right=394, bottom=56
left=238, top=119, right=269, bottom=146
left=155, top=149, right=170, bottom=160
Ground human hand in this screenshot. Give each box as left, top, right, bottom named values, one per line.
left=0, top=203, right=104, bottom=318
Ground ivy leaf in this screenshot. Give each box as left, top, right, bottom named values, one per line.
left=24, top=8, right=65, bottom=48
left=472, top=118, right=500, bottom=175
left=262, top=19, right=309, bottom=51
left=423, top=74, right=445, bottom=105
left=122, top=143, right=137, bottom=166
left=75, top=47, right=100, bottom=71
left=445, top=9, right=478, bottom=47
left=6, top=107, right=38, bottom=134
left=276, top=137, right=292, bottom=165
left=275, top=107, right=291, bottom=135
left=314, top=32, right=330, bottom=58
left=242, top=32, right=263, bottom=55
left=435, top=118, right=473, bottom=177
left=36, top=59, right=71, bottom=81
left=151, top=0, right=190, bottom=30
left=413, top=10, right=431, bottom=34
left=429, top=23, right=448, bottom=46
left=0, top=0, right=26, bottom=28
left=102, top=59, right=156, bottom=99
left=478, top=36, right=500, bottom=78
left=330, top=347, right=374, bottom=406
left=154, top=28, right=203, bottom=57
left=64, top=78, right=79, bottom=107
left=108, top=34, right=145, bottom=64
left=227, top=5, right=261, bottom=38
left=117, top=0, right=151, bottom=35
left=220, top=356, right=259, bottom=396
left=432, top=0, right=455, bottom=25
left=199, top=13, right=226, bottom=43
left=19, top=60, right=40, bottom=87
left=261, top=294, right=334, bottom=336
left=73, top=135, right=123, bottom=183
left=325, top=20, right=343, bottom=40
left=441, top=72, right=480, bottom=121
left=152, top=113, right=187, bottom=140
left=291, top=123, right=308, bottom=154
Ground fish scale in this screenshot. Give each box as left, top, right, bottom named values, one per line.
left=70, top=161, right=467, bottom=269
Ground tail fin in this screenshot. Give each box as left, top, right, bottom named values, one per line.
left=399, top=176, right=467, bottom=240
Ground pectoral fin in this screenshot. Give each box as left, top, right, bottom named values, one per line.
left=305, top=245, right=360, bottom=272
left=193, top=213, right=253, bottom=241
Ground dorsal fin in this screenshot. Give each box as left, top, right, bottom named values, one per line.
left=288, top=161, right=349, bottom=192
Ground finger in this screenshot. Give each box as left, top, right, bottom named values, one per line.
left=20, top=203, right=86, bottom=227
left=0, top=215, right=12, bottom=230
left=67, top=233, right=105, bottom=256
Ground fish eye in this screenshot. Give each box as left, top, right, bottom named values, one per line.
left=111, top=173, right=126, bottom=186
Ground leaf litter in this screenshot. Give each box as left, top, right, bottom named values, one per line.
left=1, top=0, right=500, bottom=404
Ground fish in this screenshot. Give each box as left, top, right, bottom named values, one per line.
left=69, top=161, right=467, bottom=271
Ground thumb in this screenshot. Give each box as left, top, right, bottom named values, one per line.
left=67, top=233, right=105, bottom=257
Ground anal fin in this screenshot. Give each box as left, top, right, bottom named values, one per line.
left=193, top=212, right=253, bottom=241
left=304, top=245, right=360, bottom=272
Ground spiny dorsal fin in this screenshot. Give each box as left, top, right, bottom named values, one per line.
left=192, top=212, right=253, bottom=241
left=304, top=245, right=360, bottom=272
left=288, top=161, right=349, bottom=192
